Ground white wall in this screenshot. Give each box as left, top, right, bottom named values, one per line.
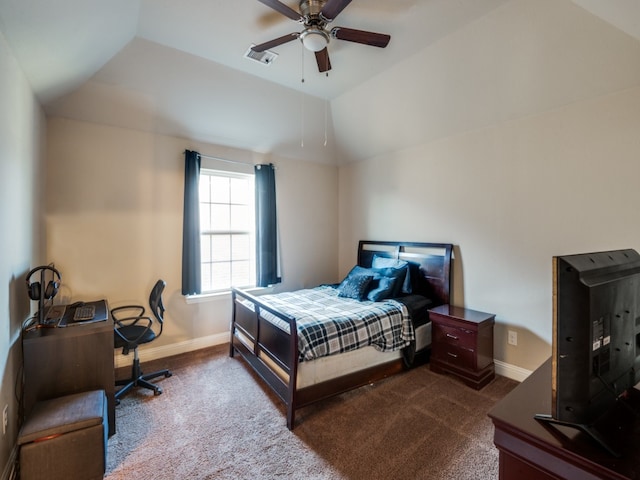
left=46, top=118, right=339, bottom=364
left=0, top=29, right=46, bottom=477
left=336, top=0, right=640, bottom=372
left=339, top=86, right=640, bottom=372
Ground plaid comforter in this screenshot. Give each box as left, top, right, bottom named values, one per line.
left=252, top=286, right=414, bottom=362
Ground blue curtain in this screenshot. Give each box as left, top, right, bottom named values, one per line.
left=182, top=150, right=201, bottom=295
left=255, top=164, right=281, bottom=287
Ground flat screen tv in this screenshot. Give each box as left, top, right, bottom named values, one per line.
left=535, top=249, right=640, bottom=456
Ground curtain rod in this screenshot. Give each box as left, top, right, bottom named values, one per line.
left=196, top=152, right=253, bottom=167
left=184, top=150, right=277, bottom=170
left=187, top=151, right=276, bottom=169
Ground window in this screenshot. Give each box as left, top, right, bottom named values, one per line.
left=199, top=169, right=255, bottom=292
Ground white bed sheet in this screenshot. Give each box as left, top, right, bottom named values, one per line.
left=235, top=322, right=431, bottom=389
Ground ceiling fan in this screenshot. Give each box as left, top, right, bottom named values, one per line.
left=251, top=0, right=391, bottom=73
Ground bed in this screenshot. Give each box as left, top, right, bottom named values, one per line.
left=230, top=240, right=453, bottom=429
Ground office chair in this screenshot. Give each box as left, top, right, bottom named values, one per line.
left=112, top=279, right=172, bottom=402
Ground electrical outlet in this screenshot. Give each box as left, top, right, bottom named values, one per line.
left=2, top=405, right=7, bottom=435
left=508, top=330, right=518, bottom=346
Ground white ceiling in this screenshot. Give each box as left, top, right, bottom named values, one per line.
left=0, top=0, right=517, bottom=103
left=1, top=0, right=639, bottom=163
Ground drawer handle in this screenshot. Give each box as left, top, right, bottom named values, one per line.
left=446, top=333, right=459, bottom=340
left=447, top=352, right=458, bottom=358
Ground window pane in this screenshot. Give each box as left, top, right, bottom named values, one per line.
left=232, top=260, right=251, bottom=287
left=211, top=235, right=231, bottom=261
left=231, top=234, right=250, bottom=260
left=201, top=235, right=212, bottom=262
left=230, top=205, right=250, bottom=231
left=230, top=177, right=250, bottom=204
left=210, top=204, right=230, bottom=231
left=199, top=203, right=211, bottom=231
left=212, top=262, right=231, bottom=290
left=199, top=176, right=210, bottom=203
left=201, top=262, right=212, bottom=292
left=210, top=176, right=230, bottom=203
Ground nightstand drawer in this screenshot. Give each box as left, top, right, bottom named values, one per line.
left=433, top=323, right=476, bottom=350
left=435, top=344, right=475, bottom=369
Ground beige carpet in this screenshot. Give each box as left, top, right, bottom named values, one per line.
left=105, top=344, right=517, bottom=479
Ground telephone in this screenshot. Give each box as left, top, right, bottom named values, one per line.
left=44, top=305, right=66, bottom=324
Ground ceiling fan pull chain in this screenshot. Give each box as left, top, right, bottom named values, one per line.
left=324, top=99, right=328, bottom=147
left=301, top=45, right=305, bottom=148
left=300, top=41, right=305, bottom=84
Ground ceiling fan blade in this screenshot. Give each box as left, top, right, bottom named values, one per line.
left=320, top=0, right=352, bottom=22
left=315, top=48, right=332, bottom=73
left=256, top=0, right=303, bottom=21
left=251, top=33, right=299, bottom=52
left=331, top=27, right=390, bottom=48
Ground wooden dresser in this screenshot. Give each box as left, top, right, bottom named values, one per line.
left=429, top=304, right=495, bottom=389
left=489, top=358, right=640, bottom=479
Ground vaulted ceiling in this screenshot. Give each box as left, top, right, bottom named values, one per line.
left=0, top=0, right=516, bottom=102
left=1, top=0, right=639, bottom=164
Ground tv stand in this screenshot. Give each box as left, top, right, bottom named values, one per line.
left=489, top=358, right=640, bottom=479
left=533, top=413, right=621, bottom=458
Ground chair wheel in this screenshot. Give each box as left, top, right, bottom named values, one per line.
left=154, top=388, right=163, bottom=396
left=165, top=372, right=172, bottom=378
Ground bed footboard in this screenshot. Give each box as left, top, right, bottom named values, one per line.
left=230, top=287, right=299, bottom=429
left=230, top=288, right=405, bottom=430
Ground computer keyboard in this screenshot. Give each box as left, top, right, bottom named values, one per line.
left=73, top=305, right=96, bottom=321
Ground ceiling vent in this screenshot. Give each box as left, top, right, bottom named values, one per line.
left=244, top=46, right=278, bottom=66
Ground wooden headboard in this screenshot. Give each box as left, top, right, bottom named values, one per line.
left=357, top=240, right=453, bottom=306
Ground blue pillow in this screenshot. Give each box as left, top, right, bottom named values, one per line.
left=367, top=277, right=397, bottom=302
left=337, top=274, right=374, bottom=301
left=338, top=265, right=404, bottom=301
left=372, top=255, right=412, bottom=294
left=338, top=265, right=370, bottom=287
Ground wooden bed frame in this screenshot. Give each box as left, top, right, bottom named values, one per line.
left=230, top=240, right=453, bottom=429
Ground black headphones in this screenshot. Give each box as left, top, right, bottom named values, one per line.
left=25, top=265, right=61, bottom=301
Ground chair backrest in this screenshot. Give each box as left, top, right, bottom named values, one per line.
left=149, top=279, right=166, bottom=335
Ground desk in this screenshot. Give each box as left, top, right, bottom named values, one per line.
left=488, top=358, right=640, bottom=479
left=23, top=300, right=115, bottom=436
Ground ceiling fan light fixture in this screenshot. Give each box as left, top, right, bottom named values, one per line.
left=300, top=27, right=329, bottom=52
left=253, top=0, right=390, bottom=73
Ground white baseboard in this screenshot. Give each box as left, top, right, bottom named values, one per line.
left=495, top=359, right=532, bottom=382
left=115, top=332, right=229, bottom=369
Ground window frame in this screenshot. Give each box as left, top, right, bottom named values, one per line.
left=198, top=168, right=256, bottom=294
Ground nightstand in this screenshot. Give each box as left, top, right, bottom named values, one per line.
left=429, top=304, right=495, bottom=389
